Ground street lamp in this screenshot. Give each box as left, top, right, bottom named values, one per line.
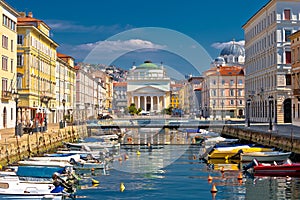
left=213, top=102, right=216, bottom=120
left=41, top=96, right=50, bottom=131
left=62, top=99, right=66, bottom=127
left=13, top=91, right=19, bottom=136
left=268, top=95, right=274, bottom=132
left=221, top=100, right=224, bottom=121
left=246, top=99, right=251, bottom=127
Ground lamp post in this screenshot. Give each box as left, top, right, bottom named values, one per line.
left=221, top=100, right=224, bottom=121
left=62, top=99, right=66, bottom=127
left=213, top=102, right=216, bottom=120
left=41, top=96, right=50, bottom=131
left=13, top=91, right=19, bottom=136
left=246, top=99, right=251, bottom=127
left=268, top=96, right=274, bottom=132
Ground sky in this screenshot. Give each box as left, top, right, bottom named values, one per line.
left=6, top=0, right=270, bottom=76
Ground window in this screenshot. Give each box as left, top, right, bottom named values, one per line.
left=285, top=30, right=292, bottom=42
left=238, top=79, right=243, bottom=85
left=286, top=51, right=291, bottom=64
left=230, top=89, right=234, bottom=96
left=17, top=35, right=24, bottom=45
left=10, top=40, right=13, bottom=52
left=212, top=89, right=216, bottom=96
left=17, top=53, right=23, bottom=66
left=230, top=80, right=234, bottom=86
left=238, top=89, right=243, bottom=96
left=239, top=100, right=243, bottom=105
left=2, top=78, right=7, bottom=93
left=212, top=80, right=216, bottom=85
left=2, top=35, right=8, bottom=49
left=2, top=56, right=8, bottom=71
left=10, top=59, right=13, bottom=72
left=284, top=9, right=291, bottom=20
left=286, top=74, right=292, bottom=85
left=221, top=80, right=225, bottom=85
left=17, top=75, right=23, bottom=89
left=230, top=100, right=234, bottom=105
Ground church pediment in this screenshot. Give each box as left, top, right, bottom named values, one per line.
left=134, top=86, right=166, bottom=93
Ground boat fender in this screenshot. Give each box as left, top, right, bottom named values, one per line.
left=51, top=185, right=64, bottom=193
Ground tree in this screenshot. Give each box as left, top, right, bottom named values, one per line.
left=128, top=103, right=137, bottom=115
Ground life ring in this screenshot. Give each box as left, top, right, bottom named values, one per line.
left=127, top=137, right=132, bottom=142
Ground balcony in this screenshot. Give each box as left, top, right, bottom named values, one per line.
left=1, top=90, right=12, bottom=101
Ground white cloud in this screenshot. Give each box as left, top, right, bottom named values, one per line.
left=46, top=20, right=133, bottom=34
left=58, top=39, right=166, bottom=62
left=75, top=39, right=166, bottom=52
left=211, top=40, right=245, bottom=49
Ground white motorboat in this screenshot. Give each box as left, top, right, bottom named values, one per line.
left=0, top=175, right=68, bottom=200
left=240, top=151, right=292, bottom=162
left=64, top=141, right=120, bottom=151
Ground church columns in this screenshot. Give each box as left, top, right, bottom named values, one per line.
left=137, top=96, right=140, bottom=109
left=151, top=96, right=153, bottom=112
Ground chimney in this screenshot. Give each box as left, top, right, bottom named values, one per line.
left=27, top=12, right=33, bottom=18
left=19, top=12, right=26, bottom=17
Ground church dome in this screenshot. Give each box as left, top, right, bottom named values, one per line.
left=136, top=61, right=160, bottom=69
left=220, top=43, right=245, bottom=57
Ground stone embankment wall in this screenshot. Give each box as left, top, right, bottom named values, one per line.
left=0, top=125, right=88, bottom=167
left=221, top=126, right=300, bottom=154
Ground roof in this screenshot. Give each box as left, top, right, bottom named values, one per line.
left=17, top=15, right=50, bottom=30
left=113, top=82, right=127, bottom=87
left=136, top=61, right=160, bottom=70
left=220, top=43, right=245, bottom=57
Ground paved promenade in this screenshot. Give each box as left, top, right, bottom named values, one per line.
left=231, top=123, right=300, bottom=140
left=0, top=123, right=64, bottom=142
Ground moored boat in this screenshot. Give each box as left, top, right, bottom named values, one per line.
left=207, top=145, right=273, bottom=159
left=240, top=151, right=291, bottom=162
left=244, top=158, right=300, bottom=177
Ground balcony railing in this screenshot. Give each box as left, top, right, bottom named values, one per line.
left=2, top=90, right=11, bottom=100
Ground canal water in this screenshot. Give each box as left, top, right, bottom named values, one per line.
left=75, top=145, right=300, bottom=200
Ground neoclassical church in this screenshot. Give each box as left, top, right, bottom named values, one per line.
left=127, top=61, right=171, bottom=113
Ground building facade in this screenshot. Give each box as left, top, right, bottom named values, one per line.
left=112, top=82, right=127, bottom=115
left=243, top=0, right=300, bottom=125
left=0, top=1, right=19, bottom=129
left=17, top=12, right=58, bottom=130
left=202, top=65, right=245, bottom=119
left=290, top=30, right=300, bottom=125
left=56, top=53, right=76, bottom=124
left=127, top=61, right=171, bottom=113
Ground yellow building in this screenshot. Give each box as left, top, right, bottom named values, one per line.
left=56, top=53, right=76, bottom=123
left=0, top=1, right=19, bottom=129
left=17, top=12, right=58, bottom=129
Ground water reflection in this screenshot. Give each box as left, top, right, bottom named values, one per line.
left=244, top=176, right=300, bottom=200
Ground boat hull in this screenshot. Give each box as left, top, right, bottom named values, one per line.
left=254, top=164, right=300, bottom=177
left=241, top=152, right=291, bottom=162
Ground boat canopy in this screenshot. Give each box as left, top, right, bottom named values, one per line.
left=17, top=165, right=65, bottom=178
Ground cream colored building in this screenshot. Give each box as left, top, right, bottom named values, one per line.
left=243, top=0, right=300, bottom=125
left=290, top=30, right=300, bottom=125
left=56, top=53, right=76, bottom=123
left=127, top=61, right=171, bottom=113
left=0, top=1, right=19, bottom=128
left=202, top=65, right=245, bottom=119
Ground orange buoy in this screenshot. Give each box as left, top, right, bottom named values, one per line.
left=208, top=175, right=213, bottom=183
left=127, top=137, right=132, bottom=143
left=220, top=166, right=225, bottom=173
left=237, top=172, right=243, bottom=180
left=211, top=183, right=218, bottom=193
left=91, top=168, right=95, bottom=172
left=124, top=154, right=129, bottom=160
left=118, top=157, right=123, bottom=162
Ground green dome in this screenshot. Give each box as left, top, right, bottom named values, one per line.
left=137, top=61, right=160, bottom=69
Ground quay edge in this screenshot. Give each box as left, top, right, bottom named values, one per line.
left=220, top=126, right=300, bottom=155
